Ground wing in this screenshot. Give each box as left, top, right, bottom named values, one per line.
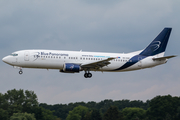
left=81, top=57, right=115, bottom=71
left=152, top=55, right=177, bottom=61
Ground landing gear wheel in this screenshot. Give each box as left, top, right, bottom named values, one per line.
left=84, top=72, right=92, bottom=78
left=84, top=73, right=88, bottom=78
left=87, top=73, right=92, bottom=78
left=19, top=70, right=23, bottom=75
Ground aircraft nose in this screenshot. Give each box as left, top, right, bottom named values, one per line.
left=2, top=56, right=6, bottom=62
left=2, top=56, right=10, bottom=64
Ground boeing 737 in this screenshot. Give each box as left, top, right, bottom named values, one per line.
left=2, top=28, right=176, bottom=78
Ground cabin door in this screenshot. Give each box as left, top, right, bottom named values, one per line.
left=24, top=51, right=30, bottom=61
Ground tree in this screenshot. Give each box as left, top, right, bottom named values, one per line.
left=10, top=112, right=36, bottom=120
left=2, top=89, right=39, bottom=117
left=30, top=106, right=58, bottom=120
left=66, top=105, right=89, bottom=120
left=90, top=109, right=102, bottom=120
left=66, top=111, right=81, bottom=120
left=42, top=107, right=57, bottom=120
left=0, top=89, right=57, bottom=120
left=22, top=90, right=39, bottom=113
left=122, top=107, right=146, bottom=120
left=3, top=89, right=25, bottom=116
left=0, top=108, right=9, bottom=120
left=146, top=95, right=180, bottom=120
left=103, top=106, right=122, bottom=120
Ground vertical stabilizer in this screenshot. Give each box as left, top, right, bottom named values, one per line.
left=139, top=28, right=172, bottom=56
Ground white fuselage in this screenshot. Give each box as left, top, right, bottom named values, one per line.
left=2, top=49, right=166, bottom=72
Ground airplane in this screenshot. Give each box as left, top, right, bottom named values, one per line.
left=2, top=28, right=176, bottom=78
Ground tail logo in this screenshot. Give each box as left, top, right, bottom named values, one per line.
left=150, top=41, right=161, bottom=51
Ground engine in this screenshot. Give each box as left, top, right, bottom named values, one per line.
left=60, top=63, right=81, bottom=73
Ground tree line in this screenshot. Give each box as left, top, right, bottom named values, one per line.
left=40, top=95, right=180, bottom=120
left=0, top=89, right=180, bottom=120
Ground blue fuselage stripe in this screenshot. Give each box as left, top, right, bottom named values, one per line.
left=112, top=55, right=147, bottom=71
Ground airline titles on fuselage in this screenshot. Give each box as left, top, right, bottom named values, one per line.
left=39, top=52, right=123, bottom=59
left=34, top=51, right=129, bottom=62
left=40, top=52, right=68, bottom=56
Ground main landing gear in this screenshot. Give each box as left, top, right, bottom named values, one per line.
left=84, top=71, right=92, bottom=78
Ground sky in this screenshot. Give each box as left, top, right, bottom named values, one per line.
left=0, top=0, right=180, bottom=104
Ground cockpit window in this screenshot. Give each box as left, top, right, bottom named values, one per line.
left=10, top=53, right=18, bottom=56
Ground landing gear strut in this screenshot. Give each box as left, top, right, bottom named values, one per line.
left=84, top=71, right=92, bottom=78
left=19, top=69, right=23, bottom=75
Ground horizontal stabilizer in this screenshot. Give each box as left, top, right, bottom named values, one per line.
left=152, top=55, right=177, bottom=60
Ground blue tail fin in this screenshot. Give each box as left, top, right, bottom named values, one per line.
left=139, top=28, right=172, bottom=56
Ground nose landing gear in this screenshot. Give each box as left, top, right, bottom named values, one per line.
left=19, top=69, right=23, bottom=75
left=84, top=71, right=92, bottom=78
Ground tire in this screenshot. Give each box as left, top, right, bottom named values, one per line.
left=88, top=73, right=92, bottom=78
left=19, top=71, right=23, bottom=74
left=84, top=73, right=88, bottom=78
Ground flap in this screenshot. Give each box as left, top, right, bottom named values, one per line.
left=81, top=57, right=115, bottom=70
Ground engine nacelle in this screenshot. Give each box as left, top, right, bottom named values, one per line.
left=60, top=63, right=81, bottom=73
